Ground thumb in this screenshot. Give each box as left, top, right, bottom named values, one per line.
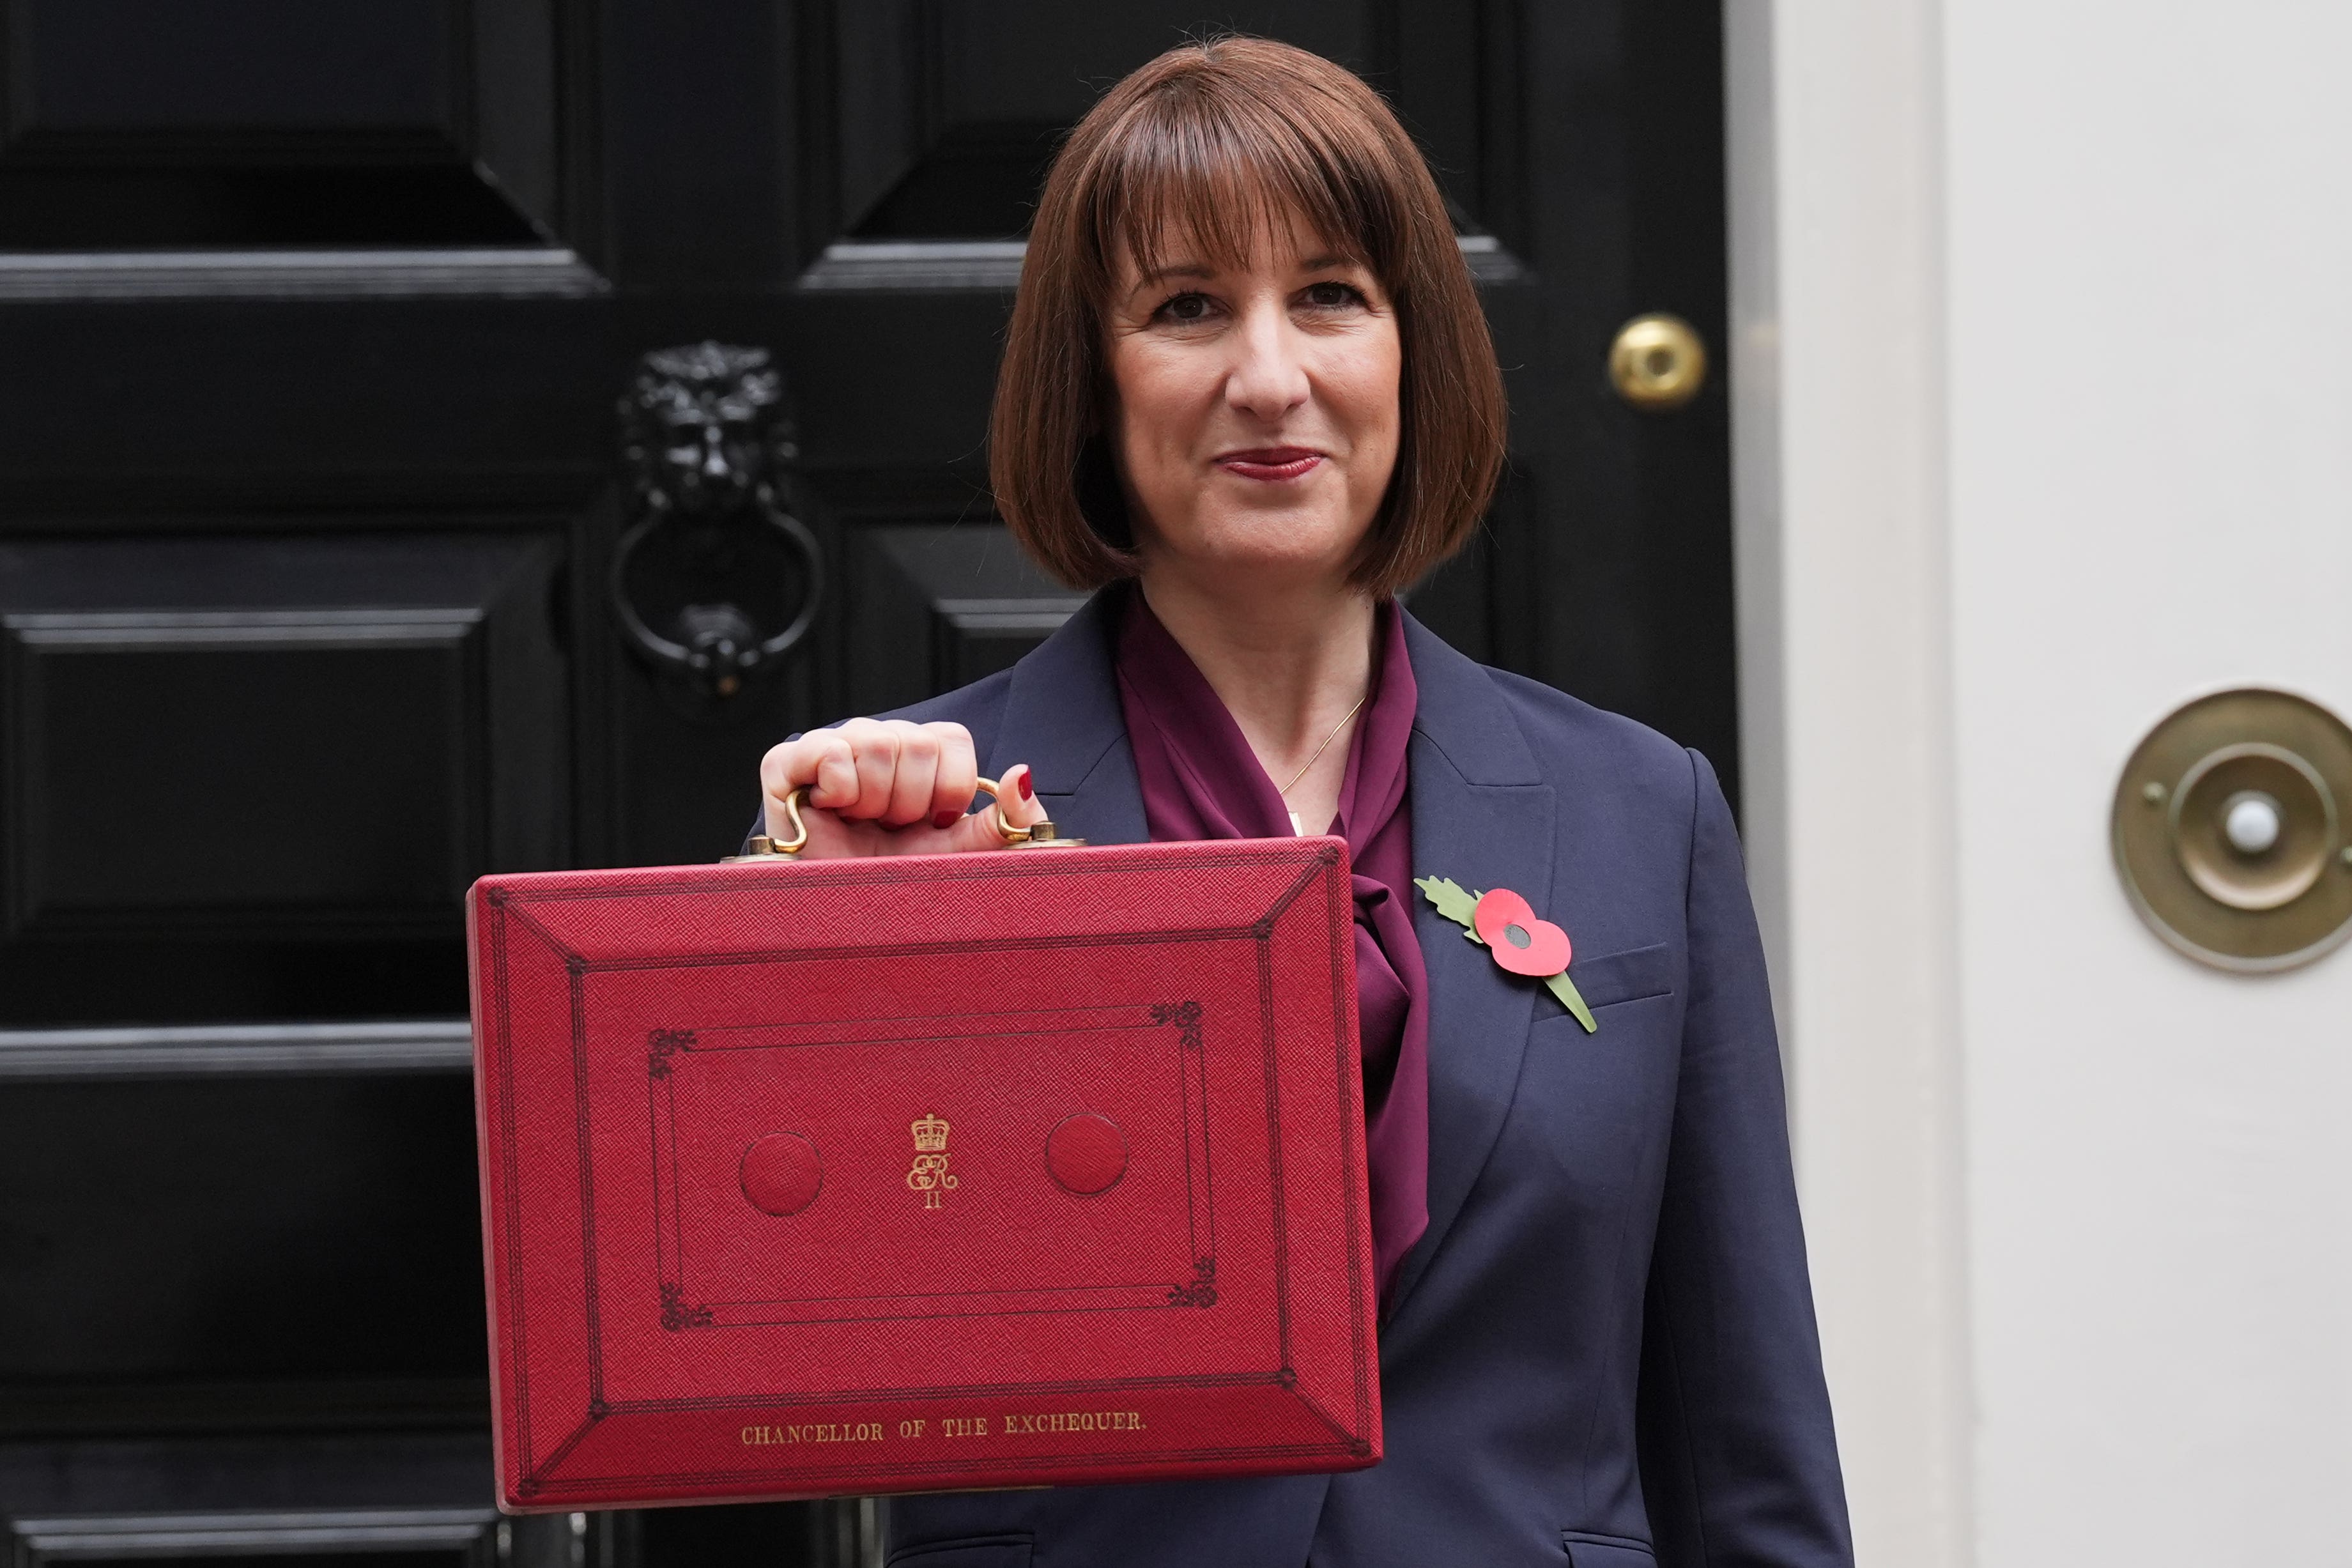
left=994, top=764, right=1048, bottom=836
left=937, top=763, right=1046, bottom=853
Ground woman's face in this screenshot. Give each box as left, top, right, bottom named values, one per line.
left=1102, top=213, right=1401, bottom=592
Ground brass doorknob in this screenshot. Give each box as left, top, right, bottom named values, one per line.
left=1609, top=313, right=1709, bottom=411
left=2112, top=688, right=2352, bottom=971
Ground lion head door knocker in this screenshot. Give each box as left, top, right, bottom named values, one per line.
left=611, top=342, right=823, bottom=699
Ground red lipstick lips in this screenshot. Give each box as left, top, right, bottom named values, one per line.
left=1215, top=446, right=1323, bottom=482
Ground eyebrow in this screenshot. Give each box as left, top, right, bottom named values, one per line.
left=1131, top=261, right=1215, bottom=289
left=1128, top=252, right=1362, bottom=292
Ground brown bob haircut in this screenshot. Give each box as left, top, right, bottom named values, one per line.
left=992, top=36, right=1507, bottom=599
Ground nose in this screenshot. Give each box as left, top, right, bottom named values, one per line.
left=1224, top=297, right=1311, bottom=423
left=702, top=427, right=728, bottom=478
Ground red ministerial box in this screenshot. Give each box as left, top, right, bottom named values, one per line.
left=466, top=837, right=1380, bottom=1511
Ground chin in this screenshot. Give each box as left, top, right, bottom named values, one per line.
left=1188, top=541, right=1358, bottom=592
left=1161, top=511, right=1367, bottom=588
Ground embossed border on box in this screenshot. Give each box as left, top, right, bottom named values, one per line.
left=643, top=1001, right=1215, bottom=1328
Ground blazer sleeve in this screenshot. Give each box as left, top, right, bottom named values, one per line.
left=1636, top=749, right=1854, bottom=1568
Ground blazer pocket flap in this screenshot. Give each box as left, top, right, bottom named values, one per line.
left=1563, top=1532, right=1657, bottom=1567
left=887, top=1537, right=1033, bottom=1568
left=1565, top=942, right=1674, bottom=1009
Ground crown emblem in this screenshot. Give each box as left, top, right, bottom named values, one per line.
left=907, top=1112, right=957, bottom=1209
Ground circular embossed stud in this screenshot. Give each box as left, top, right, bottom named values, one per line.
left=1045, top=1112, right=1128, bottom=1197
left=740, top=1132, right=823, bottom=1216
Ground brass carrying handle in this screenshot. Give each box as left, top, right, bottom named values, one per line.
left=730, top=775, right=1080, bottom=861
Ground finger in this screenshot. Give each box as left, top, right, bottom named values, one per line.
left=760, top=734, right=831, bottom=801
left=995, top=762, right=1047, bottom=833
left=925, top=723, right=979, bottom=830
left=762, top=734, right=845, bottom=835
left=882, top=720, right=941, bottom=827
left=839, top=718, right=900, bottom=820
left=771, top=738, right=818, bottom=846
left=788, top=731, right=860, bottom=811
left=758, top=739, right=799, bottom=804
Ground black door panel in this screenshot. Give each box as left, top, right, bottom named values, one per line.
left=1, top=0, right=587, bottom=251
left=0, top=533, right=566, bottom=1022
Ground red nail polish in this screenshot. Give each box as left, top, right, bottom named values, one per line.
left=932, top=809, right=960, bottom=829
left=1017, top=770, right=1034, bottom=801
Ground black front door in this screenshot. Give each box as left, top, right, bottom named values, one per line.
left=0, top=5, right=1728, bottom=1564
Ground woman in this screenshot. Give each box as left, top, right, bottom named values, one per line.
left=757, top=37, right=1851, bottom=1568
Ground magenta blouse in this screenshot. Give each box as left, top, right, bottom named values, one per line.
left=1113, top=588, right=1430, bottom=1305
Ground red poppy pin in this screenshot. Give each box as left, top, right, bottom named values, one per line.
left=1415, top=875, right=1597, bottom=1033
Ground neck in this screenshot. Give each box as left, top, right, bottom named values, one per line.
left=1135, top=566, right=1378, bottom=826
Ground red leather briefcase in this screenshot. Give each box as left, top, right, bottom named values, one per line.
left=466, top=826, right=1380, bottom=1511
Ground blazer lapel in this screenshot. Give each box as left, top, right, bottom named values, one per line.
left=984, top=587, right=1148, bottom=846
left=1383, top=613, right=1555, bottom=1321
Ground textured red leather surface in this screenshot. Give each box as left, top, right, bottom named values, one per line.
left=466, top=837, right=1380, bottom=1511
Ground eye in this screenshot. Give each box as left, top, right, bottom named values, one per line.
left=1301, top=280, right=1367, bottom=309
left=1151, top=291, right=1217, bottom=325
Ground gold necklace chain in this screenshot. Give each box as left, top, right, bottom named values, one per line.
left=1276, top=693, right=1369, bottom=797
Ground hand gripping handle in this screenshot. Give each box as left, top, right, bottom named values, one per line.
left=726, top=776, right=1082, bottom=862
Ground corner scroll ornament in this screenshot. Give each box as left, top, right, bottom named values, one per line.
left=1149, top=1000, right=1204, bottom=1052
left=906, top=1112, right=958, bottom=1210
left=1167, top=1256, right=1218, bottom=1308
left=611, top=342, right=824, bottom=699
left=659, top=1282, right=713, bottom=1331
left=646, top=1027, right=696, bottom=1080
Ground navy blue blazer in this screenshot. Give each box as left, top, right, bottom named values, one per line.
left=814, top=593, right=1850, bottom=1568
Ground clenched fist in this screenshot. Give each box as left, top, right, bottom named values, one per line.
left=757, top=718, right=1045, bottom=859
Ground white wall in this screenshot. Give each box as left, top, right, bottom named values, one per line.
left=1731, top=1, right=2352, bottom=1564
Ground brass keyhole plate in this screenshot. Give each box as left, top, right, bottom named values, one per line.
left=2112, top=688, right=2352, bottom=971
left=1608, top=313, right=1709, bottom=411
